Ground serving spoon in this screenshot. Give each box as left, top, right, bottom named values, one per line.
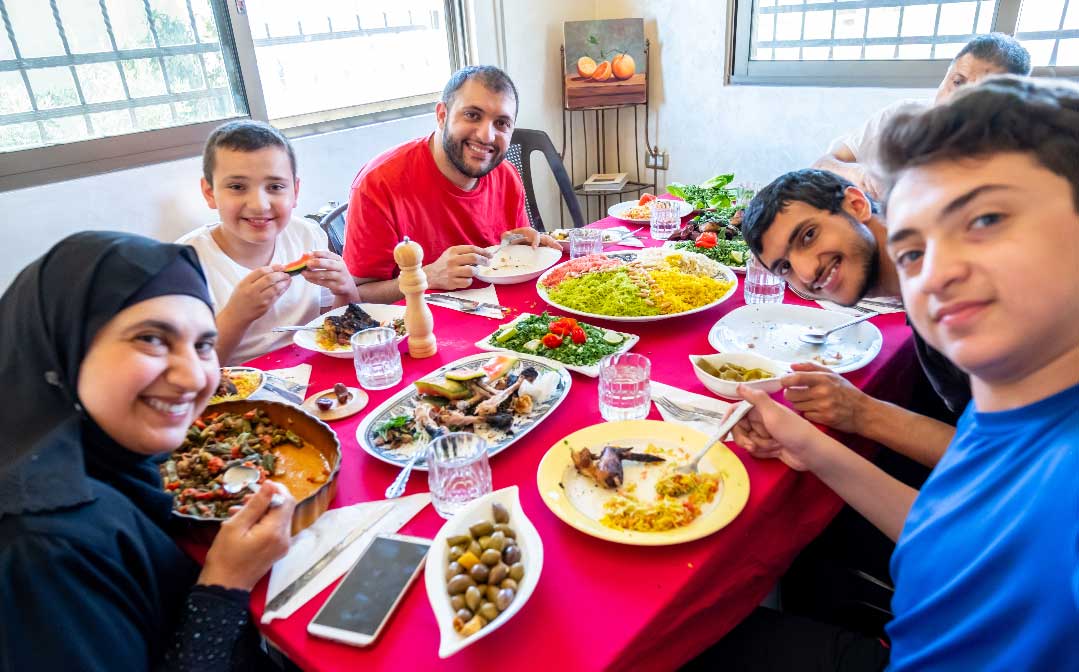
left=799, top=312, right=878, bottom=345
left=677, top=400, right=753, bottom=474
left=222, top=465, right=285, bottom=507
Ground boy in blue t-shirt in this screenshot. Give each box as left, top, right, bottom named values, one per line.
left=726, top=75, right=1079, bottom=670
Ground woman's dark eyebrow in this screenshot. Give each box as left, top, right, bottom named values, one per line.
left=125, top=320, right=179, bottom=336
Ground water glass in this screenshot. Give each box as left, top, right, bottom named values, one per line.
left=598, top=353, right=651, bottom=421
left=569, top=228, right=603, bottom=258
left=427, top=432, right=493, bottom=519
left=649, top=199, right=681, bottom=240
left=351, top=327, right=403, bottom=390
left=744, top=255, right=786, bottom=304
left=733, top=182, right=759, bottom=206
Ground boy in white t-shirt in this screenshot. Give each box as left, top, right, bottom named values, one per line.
left=178, top=120, right=358, bottom=364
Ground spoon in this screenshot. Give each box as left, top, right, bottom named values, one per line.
left=677, top=400, right=753, bottom=474
left=799, top=312, right=879, bottom=345
left=384, top=449, right=425, bottom=499
left=271, top=325, right=321, bottom=333
left=221, top=464, right=285, bottom=507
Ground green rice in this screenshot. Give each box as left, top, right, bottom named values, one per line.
left=545, top=269, right=661, bottom=316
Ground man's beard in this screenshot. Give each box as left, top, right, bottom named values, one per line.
left=842, top=212, right=881, bottom=306
left=442, top=131, right=504, bottom=179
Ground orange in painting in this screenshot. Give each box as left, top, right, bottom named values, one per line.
left=591, top=60, right=612, bottom=81
left=611, top=53, right=636, bottom=80
left=577, top=56, right=597, bottom=78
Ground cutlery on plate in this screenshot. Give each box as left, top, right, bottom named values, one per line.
left=677, top=401, right=754, bottom=474
left=221, top=464, right=286, bottom=507
left=799, top=312, right=879, bottom=345
left=384, top=449, right=426, bottom=499
left=272, top=325, right=321, bottom=333
left=611, top=226, right=645, bottom=243
left=427, top=294, right=509, bottom=314
left=654, top=395, right=731, bottom=422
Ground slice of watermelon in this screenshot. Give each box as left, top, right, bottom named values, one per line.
left=283, top=253, right=313, bottom=275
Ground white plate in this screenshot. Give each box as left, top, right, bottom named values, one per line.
left=473, top=245, right=563, bottom=285
left=707, top=303, right=884, bottom=374
left=548, top=228, right=636, bottom=252
left=535, top=250, right=738, bottom=323
left=475, top=312, right=640, bottom=378
left=661, top=240, right=747, bottom=274
left=292, top=304, right=406, bottom=359
left=355, top=353, right=572, bottom=469
left=608, top=198, right=694, bottom=222
left=426, top=486, right=543, bottom=658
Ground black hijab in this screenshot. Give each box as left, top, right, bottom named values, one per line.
left=0, top=231, right=212, bottom=517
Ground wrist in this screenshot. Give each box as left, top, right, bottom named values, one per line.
left=852, top=393, right=886, bottom=439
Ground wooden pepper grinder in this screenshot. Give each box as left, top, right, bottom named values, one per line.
left=393, top=236, right=437, bottom=358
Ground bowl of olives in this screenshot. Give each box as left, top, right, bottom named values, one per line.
left=425, top=485, right=543, bottom=658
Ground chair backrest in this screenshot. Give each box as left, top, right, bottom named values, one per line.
left=507, top=128, right=585, bottom=231
left=316, top=202, right=348, bottom=255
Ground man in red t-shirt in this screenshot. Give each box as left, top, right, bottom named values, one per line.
left=343, top=65, right=560, bottom=302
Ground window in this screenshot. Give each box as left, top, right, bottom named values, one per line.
left=0, top=0, right=467, bottom=190
left=732, top=0, right=1079, bottom=86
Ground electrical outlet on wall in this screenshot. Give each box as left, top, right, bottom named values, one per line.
left=645, top=148, right=669, bottom=171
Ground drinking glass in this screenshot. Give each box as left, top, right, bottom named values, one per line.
left=733, top=182, right=759, bottom=206
left=427, top=432, right=493, bottom=519
left=649, top=199, right=681, bottom=240
left=569, top=228, right=603, bottom=258
left=351, top=327, right=402, bottom=390
left=598, top=353, right=651, bottom=421
left=744, top=255, right=786, bottom=304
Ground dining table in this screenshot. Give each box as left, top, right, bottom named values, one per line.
left=182, top=213, right=918, bottom=672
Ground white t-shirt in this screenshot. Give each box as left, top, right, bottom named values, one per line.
left=177, top=217, right=332, bottom=365
left=835, top=98, right=931, bottom=186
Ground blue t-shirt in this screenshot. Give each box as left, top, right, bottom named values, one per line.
left=887, top=384, right=1079, bottom=671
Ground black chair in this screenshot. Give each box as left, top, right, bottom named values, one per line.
left=310, top=201, right=347, bottom=255
left=506, top=128, right=585, bottom=232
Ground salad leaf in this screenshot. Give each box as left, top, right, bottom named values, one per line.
left=667, top=173, right=736, bottom=210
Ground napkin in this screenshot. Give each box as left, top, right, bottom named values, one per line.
left=428, top=284, right=504, bottom=318
left=606, top=225, right=645, bottom=248
left=651, top=381, right=735, bottom=438
left=261, top=493, right=430, bottom=623
left=250, top=363, right=312, bottom=405
left=816, top=297, right=905, bottom=316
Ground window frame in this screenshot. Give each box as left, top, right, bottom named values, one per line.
left=0, top=0, right=470, bottom=192
left=731, top=0, right=1079, bottom=88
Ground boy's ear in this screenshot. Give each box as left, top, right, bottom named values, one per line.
left=200, top=177, right=218, bottom=210
left=842, top=185, right=873, bottom=223
left=292, top=177, right=301, bottom=203
left=435, top=101, right=448, bottom=130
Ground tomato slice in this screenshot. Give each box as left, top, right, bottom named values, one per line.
left=541, top=333, right=563, bottom=349
left=638, top=193, right=657, bottom=206
left=570, top=326, right=587, bottom=344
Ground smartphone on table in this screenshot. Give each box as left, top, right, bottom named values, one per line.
left=307, top=533, right=431, bottom=647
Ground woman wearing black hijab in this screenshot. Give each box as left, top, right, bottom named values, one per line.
left=0, top=232, right=295, bottom=671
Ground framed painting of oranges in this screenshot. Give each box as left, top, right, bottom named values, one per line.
left=564, top=19, right=646, bottom=110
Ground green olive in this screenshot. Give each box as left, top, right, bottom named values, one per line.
left=455, top=608, right=473, bottom=623
left=495, top=587, right=515, bottom=611
left=509, top=562, right=525, bottom=582
left=469, top=562, right=490, bottom=583
left=500, top=578, right=518, bottom=592
left=446, top=534, right=472, bottom=547
left=493, top=524, right=516, bottom=539
left=479, top=602, right=499, bottom=621
left=469, top=521, right=494, bottom=538
left=446, top=561, right=465, bottom=581
left=447, top=574, right=475, bottom=595
left=450, top=594, right=466, bottom=611
left=467, top=540, right=483, bottom=558
left=488, top=562, right=509, bottom=585
left=502, top=544, right=521, bottom=565
left=447, top=545, right=465, bottom=562
left=480, top=548, right=501, bottom=566
left=487, top=531, right=506, bottom=552
left=465, top=585, right=482, bottom=611
left=478, top=535, right=493, bottom=550
left=492, top=502, right=509, bottom=524
left=486, top=584, right=500, bottom=602
left=459, top=614, right=487, bottom=637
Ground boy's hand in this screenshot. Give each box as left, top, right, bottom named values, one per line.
left=423, top=245, right=492, bottom=290
left=198, top=482, right=295, bottom=591
left=728, top=385, right=835, bottom=472
left=300, top=250, right=358, bottom=302
left=781, top=362, right=869, bottom=435
left=227, top=265, right=291, bottom=322
left=506, top=227, right=562, bottom=251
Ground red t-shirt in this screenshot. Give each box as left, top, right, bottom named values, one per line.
left=343, top=134, right=529, bottom=280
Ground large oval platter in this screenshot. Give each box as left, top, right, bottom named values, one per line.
left=355, top=353, right=572, bottom=470
left=535, top=250, right=738, bottom=323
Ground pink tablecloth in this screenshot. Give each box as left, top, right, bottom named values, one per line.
left=189, top=217, right=917, bottom=671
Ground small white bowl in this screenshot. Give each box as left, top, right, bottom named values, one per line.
left=689, top=352, right=787, bottom=399
left=474, top=245, right=563, bottom=285
left=425, top=486, right=543, bottom=658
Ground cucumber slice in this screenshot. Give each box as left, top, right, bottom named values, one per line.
left=522, top=339, right=542, bottom=352
left=445, top=369, right=485, bottom=382
left=494, top=326, right=517, bottom=343
left=602, top=330, right=624, bottom=345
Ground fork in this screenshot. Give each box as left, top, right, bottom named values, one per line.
left=677, top=401, right=754, bottom=474
left=654, top=396, right=730, bottom=422
left=426, top=295, right=509, bottom=314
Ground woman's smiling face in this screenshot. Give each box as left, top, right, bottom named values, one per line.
left=77, top=295, right=220, bottom=455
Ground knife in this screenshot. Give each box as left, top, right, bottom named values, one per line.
left=264, top=502, right=395, bottom=613
left=426, top=295, right=509, bottom=313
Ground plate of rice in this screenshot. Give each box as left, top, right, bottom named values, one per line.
left=535, top=249, right=738, bottom=322
left=536, top=420, right=750, bottom=546
left=608, top=199, right=693, bottom=222
left=210, top=367, right=265, bottom=404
